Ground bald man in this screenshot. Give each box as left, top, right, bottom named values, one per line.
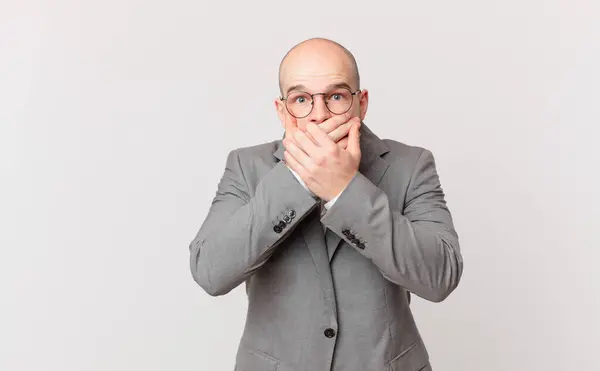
left=189, top=38, right=463, bottom=371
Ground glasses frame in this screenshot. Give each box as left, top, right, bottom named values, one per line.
left=279, top=88, right=362, bottom=119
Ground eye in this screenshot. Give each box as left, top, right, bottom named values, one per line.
left=331, top=93, right=343, bottom=101
left=287, top=92, right=311, bottom=104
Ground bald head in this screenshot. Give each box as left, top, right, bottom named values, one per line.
left=278, top=38, right=360, bottom=96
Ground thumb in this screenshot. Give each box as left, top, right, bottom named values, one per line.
left=346, top=121, right=361, bottom=157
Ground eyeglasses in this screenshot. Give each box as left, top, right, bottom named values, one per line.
left=280, top=87, right=361, bottom=119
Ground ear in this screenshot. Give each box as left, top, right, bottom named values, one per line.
left=358, top=89, right=369, bottom=120
left=275, top=98, right=286, bottom=129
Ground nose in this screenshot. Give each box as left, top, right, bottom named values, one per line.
left=308, top=95, right=332, bottom=124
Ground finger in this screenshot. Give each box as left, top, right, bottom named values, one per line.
left=328, top=123, right=350, bottom=142
left=283, top=149, right=308, bottom=178
left=346, top=120, right=362, bottom=157
left=305, top=122, right=334, bottom=148
left=283, top=111, right=318, bottom=147
left=293, top=127, right=320, bottom=154
left=328, top=118, right=358, bottom=142
left=319, top=112, right=355, bottom=134
left=337, top=136, right=349, bottom=149
left=284, top=135, right=313, bottom=169
left=304, top=130, right=318, bottom=145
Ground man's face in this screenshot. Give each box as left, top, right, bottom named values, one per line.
left=275, top=45, right=368, bottom=132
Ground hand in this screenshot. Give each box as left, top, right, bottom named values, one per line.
left=336, top=135, right=350, bottom=150
left=317, top=115, right=359, bottom=150
left=282, top=118, right=362, bottom=202
left=282, top=113, right=358, bottom=151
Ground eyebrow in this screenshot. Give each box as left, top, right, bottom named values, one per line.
left=285, top=82, right=354, bottom=96
left=285, top=84, right=307, bottom=95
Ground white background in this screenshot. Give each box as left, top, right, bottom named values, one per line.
left=1, top=1, right=599, bottom=370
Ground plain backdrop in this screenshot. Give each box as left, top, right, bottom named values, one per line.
left=1, top=1, right=599, bottom=370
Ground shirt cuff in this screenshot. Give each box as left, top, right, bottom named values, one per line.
left=324, top=187, right=345, bottom=210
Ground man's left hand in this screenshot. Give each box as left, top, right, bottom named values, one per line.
left=283, top=120, right=362, bottom=202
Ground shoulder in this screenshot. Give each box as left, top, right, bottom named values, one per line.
left=221, top=139, right=281, bottom=188
left=225, top=139, right=280, bottom=165
left=380, top=138, right=434, bottom=168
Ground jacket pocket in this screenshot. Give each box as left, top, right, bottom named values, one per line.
left=235, top=348, right=279, bottom=371
left=385, top=339, right=429, bottom=371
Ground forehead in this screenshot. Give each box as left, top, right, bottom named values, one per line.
left=280, top=48, right=355, bottom=93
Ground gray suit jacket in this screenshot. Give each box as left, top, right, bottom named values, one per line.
left=189, top=123, right=463, bottom=371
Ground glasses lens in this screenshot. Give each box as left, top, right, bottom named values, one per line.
left=285, top=91, right=312, bottom=118
left=325, top=88, right=353, bottom=114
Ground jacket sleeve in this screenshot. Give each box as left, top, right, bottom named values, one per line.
left=189, top=149, right=319, bottom=296
left=320, top=148, right=463, bottom=302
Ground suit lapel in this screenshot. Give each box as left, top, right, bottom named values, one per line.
left=273, top=130, right=335, bottom=308
left=299, top=208, right=338, bottom=316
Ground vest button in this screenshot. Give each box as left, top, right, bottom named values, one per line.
left=324, top=328, right=336, bottom=338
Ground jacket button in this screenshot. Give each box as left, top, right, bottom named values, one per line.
left=357, top=242, right=365, bottom=249
left=350, top=237, right=359, bottom=244
left=273, top=224, right=282, bottom=233
left=288, top=210, right=296, bottom=218
left=324, top=328, right=336, bottom=338
left=283, top=215, right=291, bottom=223
left=278, top=221, right=286, bottom=229
left=342, top=229, right=351, bottom=236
